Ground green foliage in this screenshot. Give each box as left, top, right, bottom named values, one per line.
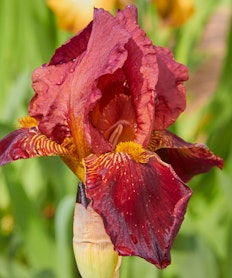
left=0, top=0, right=231, bottom=277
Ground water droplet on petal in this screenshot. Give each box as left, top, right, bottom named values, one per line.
left=56, top=75, right=65, bottom=85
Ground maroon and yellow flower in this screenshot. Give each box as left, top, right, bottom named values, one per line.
left=0, top=5, right=223, bottom=276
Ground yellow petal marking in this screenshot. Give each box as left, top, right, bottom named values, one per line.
left=115, top=141, right=149, bottom=163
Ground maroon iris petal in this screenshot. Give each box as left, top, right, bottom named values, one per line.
left=49, top=21, right=92, bottom=66
left=29, top=8, right=130, bottom=153
left=69, top=8, right=131, bottom=154
left=149, top=130, right=224, bottom=182
left=154, top=47, right=188, bottom=130
left=30, top=13, right=93, bottom=144
left=116, top=6, right=158, bottom=147
left=85, top=151, right=192, bottom=268
left=29, top=58, right=76, bottom=143
left=0, top=127, right=69, bottom=166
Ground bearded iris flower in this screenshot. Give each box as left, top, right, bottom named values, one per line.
left=0, top=5, right=223, bottom=277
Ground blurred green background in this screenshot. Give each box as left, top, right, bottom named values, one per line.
left=0, top=0, right=231, bottom=277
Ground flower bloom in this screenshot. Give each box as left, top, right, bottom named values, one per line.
left=0, top=5, right=223, bottom=275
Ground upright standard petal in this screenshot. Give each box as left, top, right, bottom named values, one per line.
left=148, top=130, right=224, bottom=182
left=69, top=8, right=130, bottom=156
left=29, top=8, right=130, bottom=157
left=153, top=47, right=188, bottom=130
left=30, top=57, right=77, bottom=144
left=116, top=6, right=158, bottom=147
left=0, top=127, right=70, bottom=166
left=29, top=21, right=93, bottom=144
left=84, top=143, right=192, bottom=268
left=49, top=21, right=93, bottom=65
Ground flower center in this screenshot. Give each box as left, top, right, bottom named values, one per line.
left=91, top=93, right=136, bottom=149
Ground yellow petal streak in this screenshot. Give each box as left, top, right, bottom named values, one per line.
left=61, top=137, right=85, bottom=181
left=115, top=141, right=149, bottom=163
left=24, top=134, right=70, bottom=157
left=73, top=203, right=121, bottom=278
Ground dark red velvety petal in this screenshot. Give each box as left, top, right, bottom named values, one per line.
left=85, top=151, right=192, bottom=268
left=153, top=47, right=188, bottom=130
left=0, top=127, right=69, bottom=166
left=149, top=130, right=224, bottom=182
left=116, top=6, right=158, bottom=147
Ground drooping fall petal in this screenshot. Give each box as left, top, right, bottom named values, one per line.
left=153, top=47, right=188, bottom=130
left=84, top=145, right=192, bottom=268
left=148, top=130, right=224, bottom=182
left=0, top=127, right=69, bottom=166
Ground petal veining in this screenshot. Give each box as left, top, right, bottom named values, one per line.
left=0, top=127, right=70, bottom=166
left=85, top=150, right=192, bottom=268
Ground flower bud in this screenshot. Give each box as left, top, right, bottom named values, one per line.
left=73, top=203, right=121, bottom=278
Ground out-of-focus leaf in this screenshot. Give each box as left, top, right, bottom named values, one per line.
left=174, top=0, right=221, bottom=64
left=170, top=236, right=220, bottom=278
left=0, top=255, right=31, bottom=278
left=3, top=164, right=57, bottom=272
left=120, top=256, right=160, bottom=278
left=0, top=70, right=31, bottom=122
left=25, top=218, right=56, bottom=271
left=54, top=195, right=78, bottom=278
left=224, top=218, right=232, bottom=278
left=32, top=269, right=55, bottom=278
